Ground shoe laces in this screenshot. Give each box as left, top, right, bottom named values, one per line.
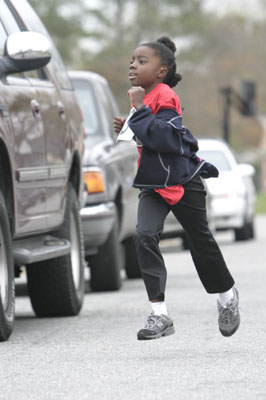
left=144, top=314, right=160, bottom=329
left=220, top=303, right=238, bottom=324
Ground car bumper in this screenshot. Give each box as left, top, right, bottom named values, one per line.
left=80, top=202, right=116, bottom=253
left=214, top=214, right=245, bottom=230
left=211, top=197, right=246, bottom=230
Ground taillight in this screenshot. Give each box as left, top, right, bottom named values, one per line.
left=83, top=171, right=105, bottom=194
left=216, top=193, right=230, bottom=199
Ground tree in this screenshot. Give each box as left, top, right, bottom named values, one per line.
left=177, top=13, right=266, bottom=148
left=30, top=0, right=266, bottom=151
left=78, top=0, right=211, bottom=113
left=29, top=0, right=90, bottom=64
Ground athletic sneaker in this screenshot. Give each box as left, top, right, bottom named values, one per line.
left=137, top=313, right=175, bottom=340
left=218, top=287, right=240, bottom=337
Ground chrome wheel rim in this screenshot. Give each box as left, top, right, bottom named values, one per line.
left=0, top=226, right=8, bottom=310
left=70, top=212, right=80, bottom=290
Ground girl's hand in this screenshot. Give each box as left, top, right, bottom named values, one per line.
left=128, top=86, right=145, bottom=110
left=113, top=116, right=126, bottom=133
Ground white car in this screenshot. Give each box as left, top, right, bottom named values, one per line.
left=197, top=139, right=256, bottom=241
left=162, top=138, right=256, bottom=247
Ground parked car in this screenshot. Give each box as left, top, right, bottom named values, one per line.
left=0, top=0, right=85, bottom=341
left=69, top=71, right=140, bottom=291
left=162, top=138, right=256, bottom=245
left=197, top=138, right=256, bottom=241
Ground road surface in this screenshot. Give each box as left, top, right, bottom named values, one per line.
left=0, top=215, right=265, bottom=400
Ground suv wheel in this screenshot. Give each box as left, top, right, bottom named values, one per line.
left=235, top=219, right=255, bottom=241
left=88, top=210, right=122, bottom=291
left=0, top=192, right=15, bottom=341
left=26, top=184, right=85, bottom=317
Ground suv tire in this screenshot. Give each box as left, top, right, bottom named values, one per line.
left=26, top=184, right=85, bottom=317
left=88, top=210, right=122, bottom=291
left=0, top=192, right=15, bottom=341
left=234, top=219, right=255, bottom=241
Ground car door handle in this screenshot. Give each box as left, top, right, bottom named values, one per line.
left=57, top=101, right=66, bottom=120
left=31, top=99, right=41, bottom=119
left=0, top=104, right=9, bottom=117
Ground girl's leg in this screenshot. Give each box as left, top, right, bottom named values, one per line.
left=172, top=177, right=240, bottom=337
left=171, top=177, right=235, bottom=293
left=134, top=189, right=170, bottom=301
left=135, top=190, right=175, bottom=340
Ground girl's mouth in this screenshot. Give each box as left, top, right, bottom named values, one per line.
left=129, top=72, right=137, bottom=80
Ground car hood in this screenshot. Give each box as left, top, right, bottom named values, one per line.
left=82, top=136, right=110, bottom=167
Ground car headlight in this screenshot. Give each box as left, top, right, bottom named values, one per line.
left=83, top=169, right=105, bottom=194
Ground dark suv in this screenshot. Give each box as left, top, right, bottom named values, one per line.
left=0, top=0, right=85, bottom=341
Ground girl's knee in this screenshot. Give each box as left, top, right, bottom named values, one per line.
left=134, top=230, right=160, bottom=246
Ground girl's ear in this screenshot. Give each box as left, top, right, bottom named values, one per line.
left=158, top=67, right=168, bottom=79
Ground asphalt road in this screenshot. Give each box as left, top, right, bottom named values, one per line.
left=1, top=215, right=266, bottom=400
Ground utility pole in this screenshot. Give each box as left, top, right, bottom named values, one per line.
left=220, top=80, right=256, bottom=143
left=220, top=86, right=231, bottom=144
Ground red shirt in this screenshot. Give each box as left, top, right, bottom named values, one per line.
left=137, top=83, right=184, bottom=205
left=144, top=83, right=182, bottom=115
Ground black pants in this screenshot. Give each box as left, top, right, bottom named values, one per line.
left=134, top=176, right=235, bottom=301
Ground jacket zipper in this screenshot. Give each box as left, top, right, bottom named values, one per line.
left=158, top=153, right=170, bottom=186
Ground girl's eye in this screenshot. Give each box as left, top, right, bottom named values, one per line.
left=139, top=60, right=146, bottom=65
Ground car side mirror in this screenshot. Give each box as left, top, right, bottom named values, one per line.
left=0, top=31, right=51, bottom=78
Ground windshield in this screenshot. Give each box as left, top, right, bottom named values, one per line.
left=71, top=79, right=101, bottom=136
left=198, top=150, right=232, bottom=172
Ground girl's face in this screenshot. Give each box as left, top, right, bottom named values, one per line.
left=129, top=46, right=167, bottom=93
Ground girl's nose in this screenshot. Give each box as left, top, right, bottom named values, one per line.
left=130, top=61, right=137, bottom=69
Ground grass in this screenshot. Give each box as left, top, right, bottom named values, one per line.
left=256, top=192, right=266, bottom=214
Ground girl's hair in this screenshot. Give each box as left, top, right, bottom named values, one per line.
left=140, top=36, right=182, bottom=88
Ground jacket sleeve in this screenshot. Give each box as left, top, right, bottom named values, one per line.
left=128, top=106, right=198, bottom=155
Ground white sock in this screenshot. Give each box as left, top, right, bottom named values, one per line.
left=150, top=301, right=168, bottom=316
left=217, top=288, right=234, bottom=307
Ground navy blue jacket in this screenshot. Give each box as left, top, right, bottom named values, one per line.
left=128, top=106, right=218, bottom=189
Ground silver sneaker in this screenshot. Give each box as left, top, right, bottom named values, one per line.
left=137, top=313, right=175, bottom=340
left=218, top=287, right=240, bottom=337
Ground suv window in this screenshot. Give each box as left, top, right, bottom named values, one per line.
left=0, top=2, right=26, bottom=81
left=0, top=1, right=44, bottom=81
left=0, top=0, right=20, bottom=34
left=0, top=21, right=7, bottom=56
left=9, top=0, right=72, bottom=90
left=72, top=79, right=100, bottom=137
